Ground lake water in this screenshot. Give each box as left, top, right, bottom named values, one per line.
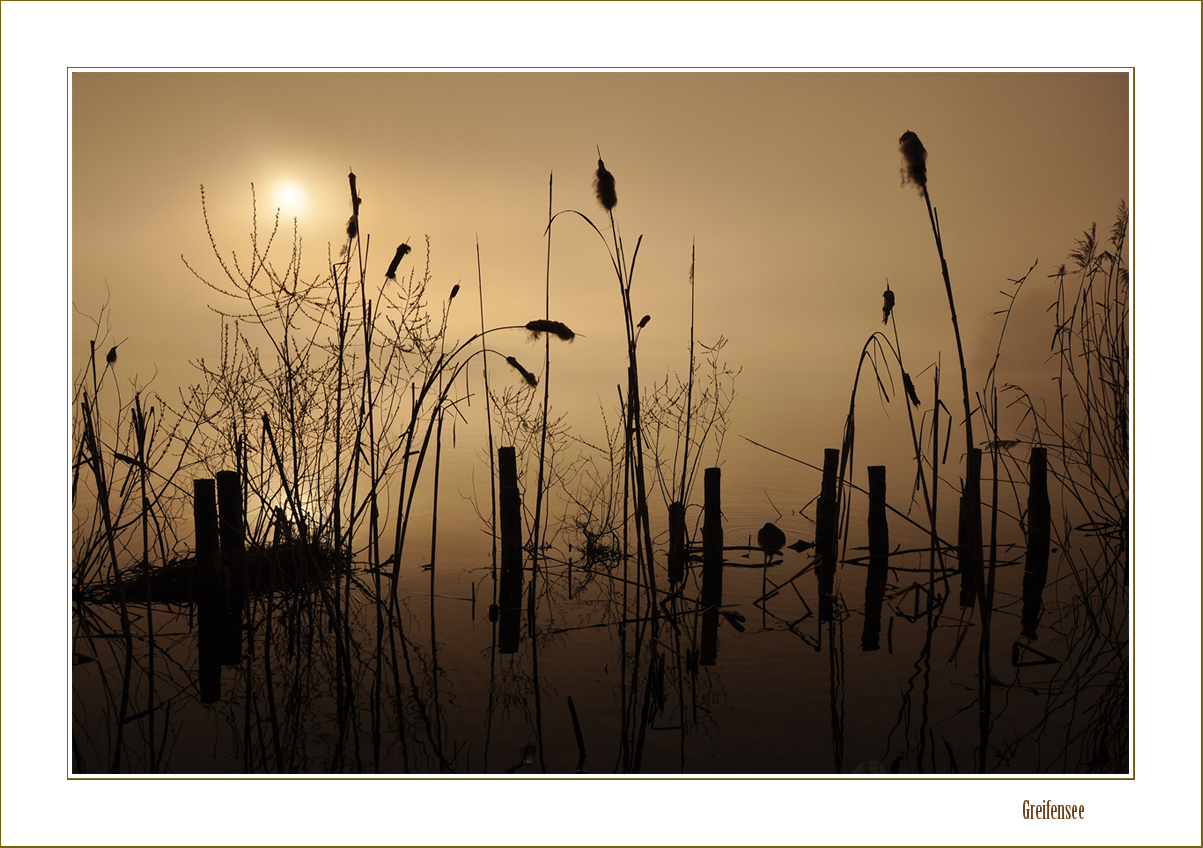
left=71, top=415, right=1128, bottom=775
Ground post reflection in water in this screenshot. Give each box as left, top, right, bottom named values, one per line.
left=71, top=433, right=1128, bottom=774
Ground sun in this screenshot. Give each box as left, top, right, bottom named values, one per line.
left=275, top=181, right=307, bottom=216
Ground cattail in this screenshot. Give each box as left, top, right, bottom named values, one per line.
left=505, top=356, right=538, bottom=388
left=594, top=158, right=617, bottom=211
left=636, top=314, right=651, bottom=330
left=899, top=130, right=927, bottom=193
left=347, top=170, right=362, bottom=238
left=524, top=319, right=576, bottom=342
left=450, top=284, right=460, bottom=300
left=882, top=283, right=895, bottom=324
left=903, top=372, right=920, bottom=407
left=385, top=243, right=411, bottom=280
left=106, top=346, right=118, bottom=365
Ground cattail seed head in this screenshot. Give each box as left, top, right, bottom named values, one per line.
left=385, top=243, right=411, bottom=280
left=348, top=170, right=362, bottom=214
left=882, top=283, right=895, bottom=325
left=450, top=284, right=460, bottom=300
left=903, top=372, right=921, bottom=407
left=524, top=320, right=576, bottom=342
left=594, top=158, right=617, bottom=211
left=899, top=130, right=928, bottom=193
left=505, top=356, right=538, bottom=388
left=347, top=170, right=362, bottom=237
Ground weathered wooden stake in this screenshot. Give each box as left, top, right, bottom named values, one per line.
left=193, top=478, right=221, bottom=703
left=962, top=448, right=987, bottom=615
left=216, top=471, right=244, bottom=555
left=815, top=448, right=839, bottom=622
left=700, top=468, right=723, bottom=665
left=216, top=470, right=244, bottom=666
left=1021, top=447, right=1051, bottom=639
left=957, top=493, right=974, bottom=608
left=498, top=447, right=523, bottom=654
left=862, top=465, right=889, bottom=651
left=668, top=501, right=686, bottom=584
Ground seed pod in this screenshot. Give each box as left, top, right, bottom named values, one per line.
left=594, top=158, right=617, bottom=211
left=347, top=170, right=362, bottom=238
left=637, top=315, right=651, bottom=330
left=899, top=130, right=928, bottom=192
left=505, top=356, right=538, bottom=388
left=882, top=284, right=895, bottom=324
left=524, top=320, right=576, bottom=342
left=385, top=243, right=411, bottom=280
left=450, top=284, right=460, bottom=300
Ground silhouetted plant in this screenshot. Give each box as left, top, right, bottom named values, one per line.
left=548, top=152, right=658, bottom=609
left=997, top=203, right=1129, bottom=772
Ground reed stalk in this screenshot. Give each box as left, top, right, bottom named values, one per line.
left=531, top=173, right=554, bottom=556
left=476, top=237, right=498, bottom=601
left=899, top=131, right=985, bottom=604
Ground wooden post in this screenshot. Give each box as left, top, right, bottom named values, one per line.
left=862, top=465, right=889, bottom=651
left=193, top=478, right=221, bottom=703
left=668, top=501, right=686, bottom=584
left=700, top=468, right=722, bottom=666
left=957, top=490, right=976, bottom=608
left=498, top=447, right=523, bottom=654
left=815, top=448, right=839, bottom=622
left=216, top=471, right=244, bottom=666
left=1021, top=447, right=1051, bottom=639
left=216, top=471, right=244, bottom=555
left=964, top=448, right=987, bottom=616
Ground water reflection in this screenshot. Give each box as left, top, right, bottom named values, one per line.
left=72, top=443, right=1125, bottom=774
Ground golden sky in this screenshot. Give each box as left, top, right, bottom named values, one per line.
left=4, top=1, right=1200, bottom=845
left=70, top=70, right=1129, bottom=463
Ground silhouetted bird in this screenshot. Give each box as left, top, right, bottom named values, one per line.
left=105, top=346, right=118, bottom=365
left=757, top=522, right=786, bottom=553
left=754, top=523, right=785, bottom=565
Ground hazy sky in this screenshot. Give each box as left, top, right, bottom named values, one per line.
left=4, top=2, right=1201, bottom=845
left=70, top=70, right=1129, bottom=464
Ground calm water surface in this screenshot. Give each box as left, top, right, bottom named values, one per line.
left=71, top=429, right=1125, bottom=775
